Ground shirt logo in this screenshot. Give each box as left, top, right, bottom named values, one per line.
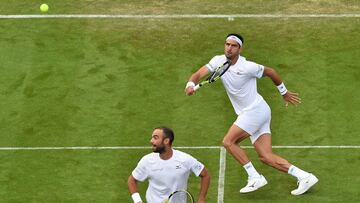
left=175, top=165, right=182, bottom=169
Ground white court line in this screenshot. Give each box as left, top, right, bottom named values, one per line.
left=0, top=145, right=360, bottom=150
left=0, top=14, right=360, bottom=19
left=217, top=147, right=227, bottom=203
left=0, top=146, right=218, bottom=150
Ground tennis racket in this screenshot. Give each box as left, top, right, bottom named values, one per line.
left=163, top=189, right=195, bottom=203
left=193, top=59, right=231, bottom=91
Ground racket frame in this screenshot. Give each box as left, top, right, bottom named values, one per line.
left=193, top=59, right=231, bottom=91
left=163, top=189, right=195, bottom=203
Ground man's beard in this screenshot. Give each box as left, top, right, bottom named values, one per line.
left=153, top=144, right=166, bottom=154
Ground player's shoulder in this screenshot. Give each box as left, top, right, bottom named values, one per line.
left=207, top=55, right=228, bottom=71
left=210, top=54, right=227, bottom=62
left=173, top=149, right=194, bottom=161
left=240, top=56, right=263, bottom=69
left=139, top=152, right=159, bottom=164
left=237, top=56, right=250, bottom=64
left=241, top=56, right=258, bottom=64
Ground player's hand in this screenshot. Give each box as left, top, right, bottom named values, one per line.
left=185, top=86, right=195, bottom=96
left=282, top=90, right=301, bottom=106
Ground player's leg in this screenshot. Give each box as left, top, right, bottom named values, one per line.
left=222, top=124, right=251, bottom=165
left=253, top=134, right=291, bottom=172
left=222, top=125, right=267, bottom=193
left=253, top=134, right=318, bottom=195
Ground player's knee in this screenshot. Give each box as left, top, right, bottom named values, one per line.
left=259, top=155, right=273, bottom=165
left=222, top=138, right=232, bottom=149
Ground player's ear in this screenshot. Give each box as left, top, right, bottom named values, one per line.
left=163, top=137, right=170, bottom=145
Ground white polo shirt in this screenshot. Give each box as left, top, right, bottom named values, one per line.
left=132, top=149, right=204, bottom=203
left=206, top=55, right=265, bottom=115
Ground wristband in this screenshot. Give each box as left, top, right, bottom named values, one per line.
left=186, top=81, right=195, bottom=88
left=277, top=82, right=288, bottom=95
left=131, top=192, right=142, bottom=203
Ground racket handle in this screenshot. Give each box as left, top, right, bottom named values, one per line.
left=193, top=84, right=201, bottom=91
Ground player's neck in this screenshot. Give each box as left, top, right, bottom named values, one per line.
left=230, top=55, right=239, bottom=65
left=159, top=147, right=173, bottom=160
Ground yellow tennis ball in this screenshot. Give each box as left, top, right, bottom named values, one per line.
left=40, top=4, right=49, bottom=13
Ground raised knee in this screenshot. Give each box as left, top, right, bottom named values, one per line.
left=259, top=155, right=273, bottom=165
left=222, top=138, right=232, bottom=149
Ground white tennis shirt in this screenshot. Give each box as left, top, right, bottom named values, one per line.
left=132, top=149, right=204, bottom=203
left=206, top=55, right=265, bottom=115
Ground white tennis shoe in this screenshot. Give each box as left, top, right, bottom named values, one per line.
left=291, top=173, right=318, bottom=195
left=240, top=175, right=268, bottom=193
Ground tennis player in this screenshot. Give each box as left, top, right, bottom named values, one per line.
left=185, top=33, right=318, bottom=195
left=128, top=127, right=210, bottom=203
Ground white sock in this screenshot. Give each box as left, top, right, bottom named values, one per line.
left=288, top=165, right=310, bottom=180
left=243, top=162, right=261, bottom=178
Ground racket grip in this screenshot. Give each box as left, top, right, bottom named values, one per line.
left=193, top=84, right=200, bottom=91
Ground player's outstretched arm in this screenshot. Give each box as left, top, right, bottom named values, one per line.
left=197, top=167, right=210, bottom=203
left=127, top=175, right=143, bottom=203
left=185, top=66, right=210, bottom=96
left=263, top=67, right=301, bottom=106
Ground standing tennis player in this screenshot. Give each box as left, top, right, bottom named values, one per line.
left=128, top=126, right=210, bottom=203
left=185, top=33, right=318, bottom=195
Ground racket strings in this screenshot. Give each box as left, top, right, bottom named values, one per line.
left=207, top=60, right=231, bottom=83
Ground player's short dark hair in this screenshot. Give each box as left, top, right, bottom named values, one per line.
left=226, top=33, right=244, bottom=45
left=154, top=126, right=174, bottom=145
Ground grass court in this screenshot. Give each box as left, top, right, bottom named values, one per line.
left=0, top=1, right=359, bottom=202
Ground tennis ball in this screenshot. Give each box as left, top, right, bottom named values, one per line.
left=40, top=4, right=49, bottom=13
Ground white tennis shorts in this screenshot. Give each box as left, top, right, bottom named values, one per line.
left=233, top=99, right=271, bottom=144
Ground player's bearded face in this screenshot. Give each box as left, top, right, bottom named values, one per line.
left=150, top=129, right=167, bottom=153
left=152, top=139, right=166, bottom=153
left=224, top=40, right=240, bottom=59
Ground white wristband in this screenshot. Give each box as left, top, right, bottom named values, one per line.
left=277, top=82, right=288, bottom=95
left=131, top=192, right=142, bottom=203
left=186, top=81, right=195, bottom=88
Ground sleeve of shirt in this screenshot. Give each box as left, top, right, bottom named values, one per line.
left=205, top=55, right=225, bottom=72
left=187, top=155, right=205, bottom=177
left=131, top=157, right=148, bottom=182
left=247, top=61, right=265, bottom=78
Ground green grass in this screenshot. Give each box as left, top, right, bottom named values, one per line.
left=225, top=149, right=360, bottom=203
left=0, top=1, right=360, bottom=202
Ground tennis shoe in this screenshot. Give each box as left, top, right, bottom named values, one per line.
left=291, top=173, right=318, bottom=195
left=240, top=175, right=268, bottom=193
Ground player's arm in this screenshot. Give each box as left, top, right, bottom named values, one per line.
left=127, top=175, right=143, bottom=203
left=197, top=167, right=210, bottom=203
left=263, top=67, right=301, bottom=106
left=185, top=66, right=210, bottom=96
